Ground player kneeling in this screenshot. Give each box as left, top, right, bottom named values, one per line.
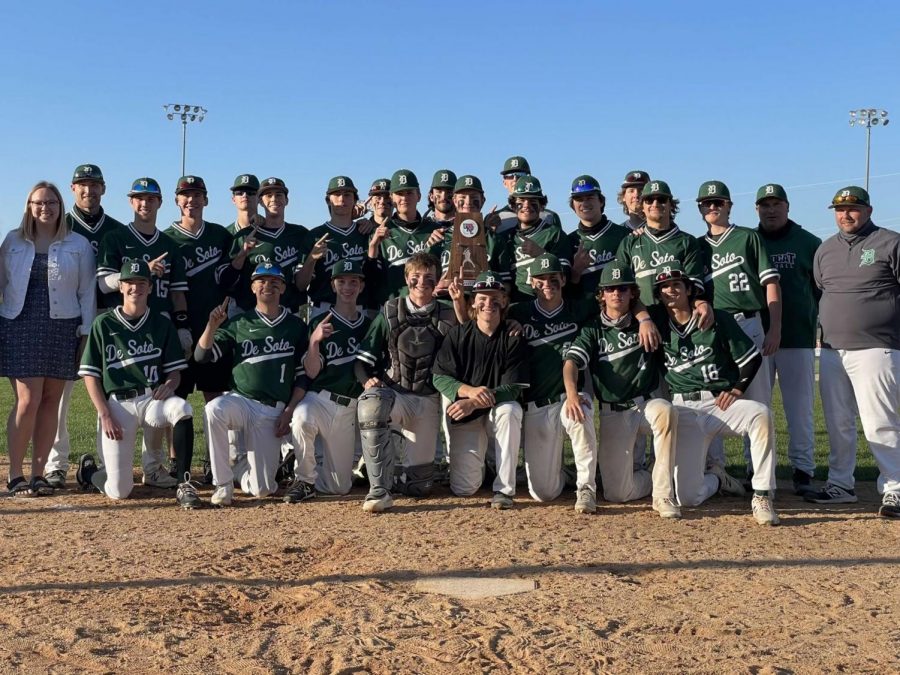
left=290, top=259, right=371, bottom=496
left=195, top=263, right=310, bottom=506
left=76, top=261, right=197, bottom=508
left=433, top=272, right=528, bottom=509
left=651, top=265, right=779, bottom=525
left=563, top=264, right=680, bottom=518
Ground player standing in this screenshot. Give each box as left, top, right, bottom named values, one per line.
left=616, top=170, right=651, bottom=231
left=75, top=260, right=196, bottom=508
left=494, top=156, right=562, bottom=235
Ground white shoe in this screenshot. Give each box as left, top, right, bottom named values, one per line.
left=708, top=464, right=746, bottom=497
left=362, top=492, right=393, bottom=513
left=142, top=469, right=178, bottom=488
left=751, top=494, right=780, bottom=526
left=652, top=496, right=682, bottom=519
left=574, top=486, right=597, bottom=514
left=211, top=483, right=234, bottom=507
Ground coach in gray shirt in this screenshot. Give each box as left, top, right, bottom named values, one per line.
left=807, top=186, right=900, bottom=518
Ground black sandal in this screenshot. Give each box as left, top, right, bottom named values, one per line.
left=7, top=476, right=35, bottom=498
left=30, top=476, right=55, bottom=497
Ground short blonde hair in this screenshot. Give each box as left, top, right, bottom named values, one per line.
left=19, top=181, right=68, bottom=243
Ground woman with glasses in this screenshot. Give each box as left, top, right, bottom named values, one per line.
left=0, top=182, right=96, bottom=496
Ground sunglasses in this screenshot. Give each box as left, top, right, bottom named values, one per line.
left=643, top=196, right=670, bottom=205
left=233, top=190, right=257, bottom=197
left=700, top=199, right=725, bottom=208
left=602, top=284, right=632, bottom=293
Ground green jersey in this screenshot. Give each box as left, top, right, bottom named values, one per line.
left=165, top=221, right=233, bottom=338
left=567, top=218, right=629, bottom=299
left=507, top=298, right=597, bottom=401
left=493, top=221, right=574, bottom=302
left=306, top=221, right=369, bottom=307
left=96, top=224, right=189, bottom=316
left=228, top=223, right=309, bottom=312
left=653, top=307, right=759, bottom=395
left=617, top=225, right=706, bottom=307
left=565, top=314, right=659, bottom=403
left=375, top=214, right=443, bottom=303
left=307, top=309, right=372, bottom=398
left=211, top=307, right=309, bottom=405
left=78, top=307, right=187, bottom=395
left=495, top=206, right=562, bottom=235
left=758, top=220, right=821, bottom=348
left=700, top=225, right=779, bottom=313
left=67, top=207, right=125, bottom=309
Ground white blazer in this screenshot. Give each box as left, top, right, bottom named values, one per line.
left=0, top=229, right=97, bottom=336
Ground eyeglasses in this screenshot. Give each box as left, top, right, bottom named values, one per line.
left=700, top=199, right=725, bottom=208
left=602, top=284, right=632, bottom=293
left=30, top=200, right=59, bottom=207
left=643, top=196, right=669, bottom=205
left=233, top=190, right=257, bottom=197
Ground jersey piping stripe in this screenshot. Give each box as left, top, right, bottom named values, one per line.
left=577, top=222, right=612, bottom=240
left=78, top=365, right=102, bottom=378
left=642, top=225, right=681, bottom=244
left=325, top=221, right=357, bottom=236
left=68, top=209, right=106, bottom=233
left=170, top=221, right=206, bottom=240
left=704, top=225, right=735, bottom=248
left=533, top=300, right=564, bottom=319
left=113, top=307, right=150, bottom=332
left=254, top=307, right=289, bottom=327
left=256, top=225, right=285, bottom=238
left=733, top=346, right=760, bottom=368
left=127, top=223, right=159, bottom=246
left=355, top=350, right=378, bottom=366
left=565, top=346, right=590, bottom=369
left=163, top=359, right=189, bottom=373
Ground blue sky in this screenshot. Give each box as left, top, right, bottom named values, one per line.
left=2, top=0, right=898, bottom=241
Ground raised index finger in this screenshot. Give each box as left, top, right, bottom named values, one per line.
left=152, top=251, right=169, bottom=263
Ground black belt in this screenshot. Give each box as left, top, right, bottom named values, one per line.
left=257, top=397, right=281, bottom=408
left=528, top=397, right=557, bottom=408
left=601, top=400, right=637, bottom=412
left=679, top=391, right=712, bottom=401
left=110, top=388, right=149, bottom=401
left=329, top=392, right=354, bottom=407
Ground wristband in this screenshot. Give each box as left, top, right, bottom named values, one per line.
left=173, top=311, right=189, bottom=329
left=638, top=317, right=652, bottom=324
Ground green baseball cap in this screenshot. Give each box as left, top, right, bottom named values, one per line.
left=829, top=186, right=871, bottom=208
left=529, top=253, right=563, bottom=277
left=390, top=169, right=419, bottom=192
left=471, top=271, right=505, bottom=292
left=127, top=177, right=162, bottom=198
left=231, top=174, right=260, bottom=192
left=259, top=177, right=289, bottom=196
left=331, top=258, right=365, bottom=279
left=755, top=183, right=788, bottom=204
left=697, top=180, right=731, bottom=202
left=72, top=164, right=104, bottom=184
left=454, top=175, right=484, bottom=193
left=622, top=170, right=650, bottom=188
left=501, top=156, right=530, bottom=175
left=368, top=178, right=391, bottom=196
left=512, top=175, right=545, bottom=199
left=570, top=174, right=603, bottom=197
left=176, top=175, right=207, bottom=195
left=641, top=180, right=673, bottom=200
left=327, top=176, right=357, bottom=195
left=652, top=263, right=688, bottom=286
left=119, top=259, right=151, bottom=282
left=431, top=169, right=457, bottom=190
left=598, top=263, right=636, bottom=288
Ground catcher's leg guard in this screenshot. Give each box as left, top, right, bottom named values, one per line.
left=357, top=387, right=396, bottom=499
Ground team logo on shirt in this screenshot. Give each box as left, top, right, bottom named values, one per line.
left=860, top=249, right=875, bottom=266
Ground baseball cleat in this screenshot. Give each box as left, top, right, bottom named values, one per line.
left=76, top=454, right=99, bottom=491
left=176, top=473, right=203, bottom=509
left=751, top=494, right=780, bottom=526
left=210, top=483, right=234, bottom=507
left=574, top=486, right=597, bottom=514
left=201, top=460, right=213, bottom=486
left=792, top=468, right=816, bottom=496
left=491, top=492, right=514, bottom=510
left=283, top=480, right=317, bottom=504
left=709, top=464, right=746, bottom=497
left=167, top=458, right=178, bottom=479
left=878, top=491, right=900, bottom=518
left=275, top=450, right=296, bottom=485
left=45, top=470, right=67, bottom=490
left=362, top=492, right=394, bottom=513
left=652, top=496, right=682, bottom=519
left=142, top=469, right=178, bottom=489
left=804, top=484, right=858, bottom=504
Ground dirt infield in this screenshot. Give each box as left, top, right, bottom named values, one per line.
left=1, top=472, right=897, bottom=674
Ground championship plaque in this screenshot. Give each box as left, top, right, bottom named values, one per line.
left=447, top=211, right=489, bottom=289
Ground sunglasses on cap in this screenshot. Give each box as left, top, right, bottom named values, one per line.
left=655, top=269, right=686, bottom=284
left=833, top=194, right=863, bottom=205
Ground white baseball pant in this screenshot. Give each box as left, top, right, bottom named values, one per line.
left=206, top=392, right=286, bottom=498
left=446, top=401, right=522, bottom=497
left=708, top=313, right=772, bottom=467
left=819, top=348, right=900, bottom=494
left=672, top=392, right=776, bottom=507
left=596, top=398, right=677, bottom=503
left=559, top=397, right=598, bottom=495
left=46, top=379, right=77, bottom=474
left=768, top=348, right=816, bottom=475
left=387, top=391, right=442, bottom=470
left=292, top=389, right=359, bottom=495
left=523, top=396, right=594, bottom=501
left=91, top=392, right=192, bottom=499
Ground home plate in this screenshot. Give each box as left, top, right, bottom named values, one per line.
left=415, top=577, right=536, bottom=599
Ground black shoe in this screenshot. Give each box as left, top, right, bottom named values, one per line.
left=878, top=492, right=900, bottom=518
left=46, top=469, right=67, bottom=489
left=283, top=480, right=316, bottom=504
left=201, top=460, right=213, bottom=486
left=76, top=454, right=98, bottom=491
left=176, top=473, right=203, bottom=509
left=275, top=450, right=295, bottom=485
left=792, top=469, right=815, bottom=496
left=167, top=458, right=178, bottom=479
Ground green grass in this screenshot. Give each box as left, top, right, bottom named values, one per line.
left=0, top=380, right=880, bottom=481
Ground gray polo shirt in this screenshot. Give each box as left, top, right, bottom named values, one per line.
left=814, top=220, right=900, bottom=350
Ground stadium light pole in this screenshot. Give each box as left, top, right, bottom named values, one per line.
left=163, top=104, right=208, bottom=176
left=848, top=108, right=889, bottom=192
